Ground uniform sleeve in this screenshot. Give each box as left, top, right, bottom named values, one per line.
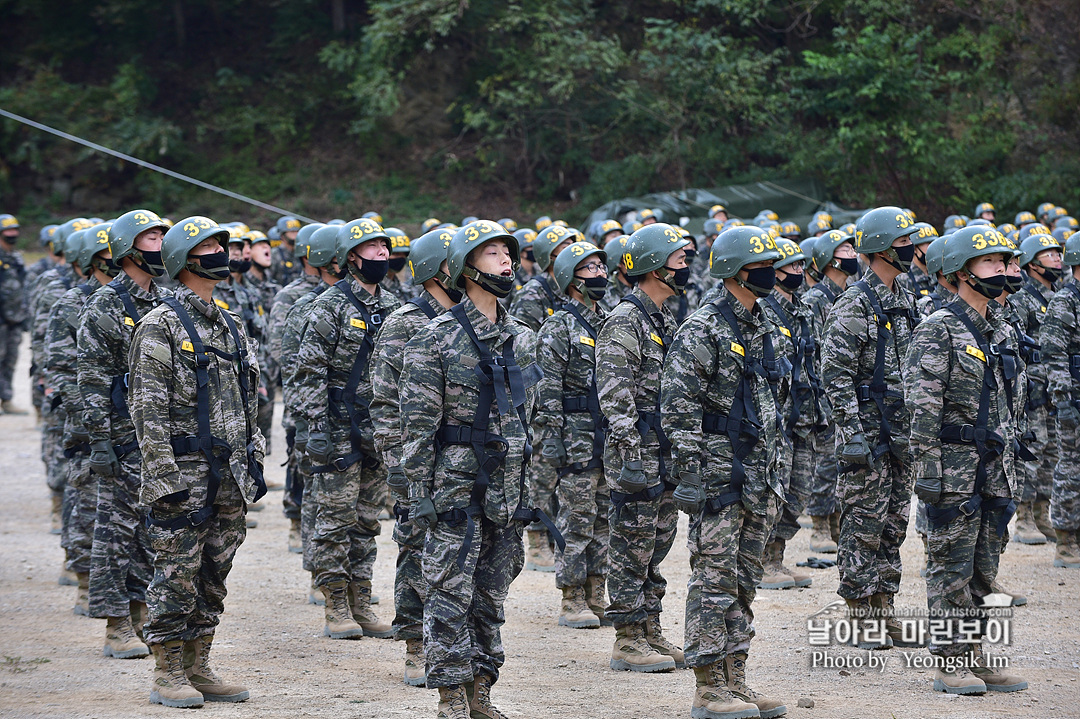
left=596, top=313, right=643, bottom=460
left=290, top=299, right=335, bottom=429
left=660, top=319, right=712, bottom=476
left=128, top=317, right=184, bottom=503
left=534, top=315, right=570, bottom=435
left=76, top=294, right=121, bottom=446
left=370, top=312, right=409, bottom=465
left=32, top=283, right=63, bottom=382
left=400, top=325, right=446, bottom=499
left=903, top=317, right=950, bottom=480
left=45, top=297, right=83, bottom=427
left=267, top=289, right=293, bottom=363
left=820, top=292, right=869, bottom=446
left=1043, top=292, right=1076, bottom=405
left=508, top=282, right=546, bottom=333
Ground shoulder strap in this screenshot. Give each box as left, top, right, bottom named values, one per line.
left=562, top=303, right=597, bottom=340
left=408, top=294, right=440, bottom=320
left=77, top=283, right=94, bottom=297
left=536, top=275, right=560, bottom=312
left=107, top=277, right=142, bottom=323
left=810, top=281, right=837, bottom=304
left=621, top=293, right=672, bottom=347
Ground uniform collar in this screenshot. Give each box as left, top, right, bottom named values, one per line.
left=177, top=284, right=220, bottom=321
left=462, top=297, right=510, bottom=342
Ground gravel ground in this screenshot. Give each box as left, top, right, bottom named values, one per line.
left=1, top=343, right=1078, bottom=719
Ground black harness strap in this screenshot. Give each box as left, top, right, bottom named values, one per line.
left=106, top=278, right=144, bottom=420
left=558, top=302, right=606, bottom=478
left=147, top=296, right=265, bottom=530
left=408, top=294, right=440, bottom=320
left=619, top=293, right=673, bottom=482
left=1063, top=284, right=1080, bottom=389
left=764, top=295, right=819, bottom=435
left=926, top=305, right=1013, bottom=536
left=536, top=275, right=562, bottom=317
left=809, top=281, right=837, bottom=305
left=1021, top=283, right=1049, bottom=330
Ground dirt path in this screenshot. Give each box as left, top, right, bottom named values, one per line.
left=1, top=342, right=1078, bottom=718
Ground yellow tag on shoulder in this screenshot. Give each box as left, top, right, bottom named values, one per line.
left=730, top=341, right=745, bottom=356
left=547, top=308, right=554, bottom=316
left=181, top=340, right=194, bottom=352
left=966, top=345, right=986, bottom=363
left=124, top=316, right=135, bottom=327
left=920, top=289, right=929, bottom=295
left=580, top=336, right=595, bottom=347
left=350, top=317, right=367, bottom=329
left=885, top=321, right=892, bottom=331
left=214, top=298, right=229, bottom=310
left=1040, top=306, right=1047, bottom=313
left=778, top=326, right=791, bottom=337
left=650, top=332, right=664, bottom=347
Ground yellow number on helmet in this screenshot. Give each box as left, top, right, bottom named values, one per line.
left=749, top=237, right=765, bottom=254
left=466, top=226, right=479, bottom=241
left=624, top=252, right=634, bottom=270
left=184, top=222, right=199, bottom=237
left=97, top=229, right=109, bottom=243
left=570, top=244, right=585, bottom=256
left=895, top=214, right=911, bottom=229
left=664, top=228, right=680, bottom=243
left=972, top=233, right=986, bottom=250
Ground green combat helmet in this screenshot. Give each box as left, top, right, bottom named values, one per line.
left=553, top=240, right=605, bottom=295
left=1018, top=233, right=1062, bottom=268
left=276, top=216, right=302, bottom=236
left=709, top=226, right=782, bottom=296
left=385, top=227, right=411, bottom=255
left=295, top=223, right=324, bottom=259
left=911, top=222, right=939, bottom=246
left=1018, top=223, right=1053, bottom=243
left=162, top=216, right=231, bottom=279
left=108, top=209, right=169, bottom=260
left=941, top=226, right=1011, bottom=276
left=942, top=215, right=966, bottom=231
left=533, top=224, right=582, bottom=271
left=77, top=222, right=115, bottom=275
left=306, top=225, right=342, bottom=268
left=774, top=237, right=806, bottom=269
left=39, top=224, right=58, bottom=250
left=336, top=217, right=390, bottom=269
left=447, top=219, right=519, bottom=288
left=513, top=228, right=536, bottom=255
left=812, top=229, right=853, bottom=275
left=854, top=206, right=918, bottom=254
left=924, top=236, right=948, bottom=277
left=623, top=223, right=690, bottom=278
left=805, top=217, right=830, bottom=237
left=0, top=213, right=19, bottom=231
left=974, top=202, right=996, bottom=219
left=64, top=229, right=90, bottom=270
left=1063, top=232, right=1080, bottom=267
left=1036, top=202, right=1056, bottom=223
left=54, top=218, right=94, bottom=255
left=1014, top=211, right=1037, bottom=227
left=420, top=218, right=441, bottom=234
left=408, top=228, right=455, bottom=285
left=604, top=234, right=630, bottom=274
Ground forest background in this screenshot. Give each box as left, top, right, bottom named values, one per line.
left=1, top=0, right=1078, bottom=237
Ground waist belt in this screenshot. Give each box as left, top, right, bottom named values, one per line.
left=559, top=392, right=606, bottom=477
left=853, top=280, right=908, bottom=460
left=610, top=481, right=666, bottom=518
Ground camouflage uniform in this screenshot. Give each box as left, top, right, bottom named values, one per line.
left=599, top=275, right=633, bottom=313
left=214, top=277, right=273, bottom=453
left=26, top=256, right=59, bottom=415
left=0, top=245, right=30, bottom=404
left=269, top=272, right=321, bottom=518
left=916, top=287, right=955, bottom=320
left=596, top=287, right=678, bottom=627
left=291, top=277, right=400, bottom=589
left=1008, top=279, right=1057, bottom=504
left=45, top=276, right=102, bottom=576
left=78, top=273, right=166, bottom=618
left=371, top=290, right=447, bottom=641
left=381, top=272, right=420, bottom=303
left=128, top=285, right=265, bottom=645
left=270, top=244, right=301, bottom=287
left=1042, top=279, right=1080, bottom=532
left=247, top=271, right=282, bottom=395
left=535, top=298, right=609, bottom=590
left=400, top=298, right=536, bottom=688
left=34, top=272, right=75, bottom=507
left=895, top=263, right=934, bottom=299
left=905, top=299, right=1021, bottom=656
left=820, top=270, right=916, bottom=600
left=662, top=286, right=787, bottom=667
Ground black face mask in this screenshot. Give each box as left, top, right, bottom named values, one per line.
left=740, top=266, right=776, bottom=297
left=1035, top=264, right=1061, bottom=284
left=836, top=257, right=860, bottom=276
left=663, top=266, right=692, bottom=294
left=186, top=251, right=231, bottom=280
left=443, top=284, right=464, bottom=303
left=622, top=269, right=638, bottom=286
left=967, top=273, right=1008, bottom=299
left=92, top=256, right=122, bottom=278
left=466, top=265, right=515, bottom=298
left=683, top=249, right=698, bottom=264
left=133, top=249, right=166, bottom=277
left=577, top=275, right=608, bottom=301
left=778, top=270, right=804, bottom=291
left=522, top=249, right=535, bottom=263
left=229, top=258, right=252, bottom=274
left=352, top=257, right=389, bottom=285
left=388, top=256, right=408, bottom=273
left=886, top=243, right=916, bottom=272
left=1003, top=274, right=1024, bottom=295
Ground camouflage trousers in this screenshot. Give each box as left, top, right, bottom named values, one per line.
left=1052, top=416, right=1080, bottom=531
left=257, top=389, right=274, bottom=456
left=528, top=458, right=559, bottom=533
left=392, top=516, right=427, bottom=641
left=685, top=494, right=779, bottom=668
left=300, top=462, right=316, bottom=572
left=62, top=454, right=96, bottom=574
left=805, top=425, right=838, bottom=517
left=769, top=433, right=812, bottom=543
left=915, top=499, right=928, bottom=536
left=835, top=451, right=911, bottom=600
left=422, top=515, right=524, bottom=688
left=554, top=467, right=609, bottom=589
left=1024, top=405, right=1057, bottom=501
left=42, top=408, right=67, bottom=494
left=605, top=486, right=678, bottom=627
left=0, top=323, right=21, bottom=401
left=143, top=473, right=247, bottom=646
left=310, top=457, right=383, bottom=587
left=282, top=426, right=302, bottom=520
left=89, top=450, right=153, bottom=618
left=925, top=493, right=1006, bottom=658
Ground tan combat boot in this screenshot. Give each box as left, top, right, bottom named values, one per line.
left=320, top=581, right=364, bottom=638
left=610, top=622, right=676, bottom=672
left=845, top=597, right=892, bottom=650
left=758, top=542, right=795, bottom=590
left=403, top=637, right=426, bottom=687
left=969, top=643, right=1027, bottom=692
left=73, top=572, right=90, bottom=616
left=725, top=651, right=787, bottom=718
left=645, top=614, right=685, bottom=668
left=1053, top=530, right=1080, bottom=568
left=2, top=400, right=28, bottom=415
left=772, top=539, right=811, bottom=587
left=50, top=491, right=63, bottom=535
left=308, top=574, right=325, bottom=605
left=558, top=585, right=600, bottom=629
left=870, top=593, right=920, bottom=647
left=104, top=615, right=150, bottom=659
left=584, top=575, right=611, bottom=626
left=183, top=635, right=249, bottom=702
left=828, top=511, right=841, bottom=544
left=525, top=529, right=555, bottom=572
left=988, top=579, right=1027, bottom=607
left=58, top=567, right=78, bottom=586
left=348, top=580, right=394, bottom=638
left=469, top=673, right=508, bottom=719
left=130, top=600, right=148, bottom=640
left=933, top=664, right=986, bottom=695
left=437, top=684, right=470, bottom=719
left=1033, top=498, right=1056, bottom=542
left=1012, top=502, right=1047, bottom=544
left=149, top=641, right=204, bottom=708
left=691, top=662, right=759, bottom=719
left=808, top=515, right=837, bottom=553
left=288, top=517, right=302, bottom=554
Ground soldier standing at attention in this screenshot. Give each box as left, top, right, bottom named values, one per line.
left=0, top=213, right=28, bottom=415
left=820, top=206, right=919, bottom=649
left=905, top=226, right=1028, bottom=694
left=270, top=215, right=303, bottom=286
left=400, top=220, right=544, bottom=719
left=536, top=240, right=611, bottom=629
left=663, top=225, right=790, bottom=719
left=597, top=223, right=689, bottom=674
left=128, top=216, right=266, bottom=707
